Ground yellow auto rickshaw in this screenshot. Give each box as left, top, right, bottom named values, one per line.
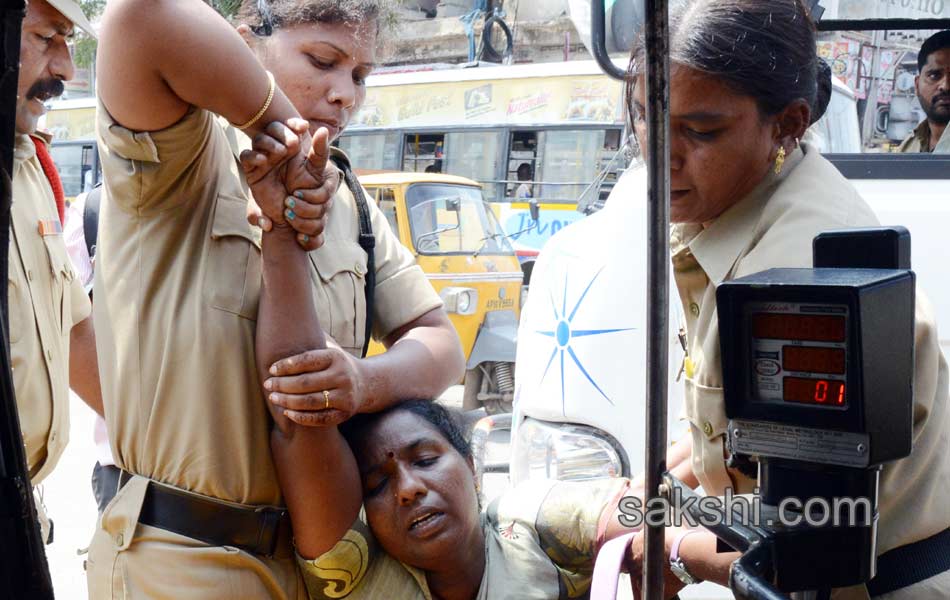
left=361, top=172, right=529, bottom=414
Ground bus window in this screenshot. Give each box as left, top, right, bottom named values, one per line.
left=507, top=131, right=539, bottom=198
left=444, top=131, right=504, bottom=201
left=337, top=133, right=400, bottom=170
left=50, top=141, right=97, bottom=199
left=537, top=129, right=609, bottom=203
left=403, top=133, right=445, bottom=173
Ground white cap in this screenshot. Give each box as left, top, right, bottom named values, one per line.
left=46, top=0, right=97, bottom=38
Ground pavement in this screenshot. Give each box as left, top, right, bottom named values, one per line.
left=41, top=386, right=730, bottom=599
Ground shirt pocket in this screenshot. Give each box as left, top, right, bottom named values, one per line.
left=683, top=377, right=735, bottom=494
left=310, top=240, right=368, bottom=352
left=41, top=235, right=74, bottom=335
left=206, top=194, right=262, bottom=320
left=7, top=271, right=28, bottom=345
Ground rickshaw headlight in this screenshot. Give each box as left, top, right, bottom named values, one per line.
left=512, top=418, right=627, bottom=483
left=440, top=287, right=478, bottom=316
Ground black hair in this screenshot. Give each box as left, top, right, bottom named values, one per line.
left=919, top=30, right=950, bottom=72
left=516, top=163, right=533, bottom=180
left=626, top=0, right=831, bottom=128
left=237, top=0, right=393, bottom=36
left=340, top=400, right=472, bottom=462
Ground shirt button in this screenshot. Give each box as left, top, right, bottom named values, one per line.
left=27, top=270, right=34, bottom=281
left=354, top=263, right=364, bottom=276
left=46, top=349, right=53, bottom=362
left=115, top=533, right=124, bottom=546
left=702, top=422, right=713, bottom=436
left=689, top=303, right=700, bottom=317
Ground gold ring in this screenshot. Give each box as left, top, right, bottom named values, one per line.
left=323, top=390, right=330, bottom=410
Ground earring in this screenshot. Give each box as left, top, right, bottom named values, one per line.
left=774, top=146, right=787, bottom=175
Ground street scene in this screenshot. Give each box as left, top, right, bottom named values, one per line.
left=1, top=0, right=949, bottom=598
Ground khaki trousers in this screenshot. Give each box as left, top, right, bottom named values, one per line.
left=86, top=475, right=306, bottom=599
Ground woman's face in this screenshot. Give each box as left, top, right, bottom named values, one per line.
left=632, top=66, right=778, bottom=224
left=251, top=20, right=377, bottom=141
left=354, top=410, right=481, bottom=571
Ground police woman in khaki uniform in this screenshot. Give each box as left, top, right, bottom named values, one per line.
left=622, top=2, right=950, bottom=599
left=87, top=0, right=463, bottom=598
left=10, top=0, right=103, bottom=538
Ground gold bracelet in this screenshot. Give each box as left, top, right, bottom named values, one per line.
left=235, top=71, right=275, bottom=131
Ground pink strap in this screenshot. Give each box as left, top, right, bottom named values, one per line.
left=670, top=528, right=699, bottom=563
left=590, top=532, right=637, bottom=600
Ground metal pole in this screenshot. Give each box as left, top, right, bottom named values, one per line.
left=590, top=0, right=627, bottom=80
left=642, top=0, right=670, bottom=598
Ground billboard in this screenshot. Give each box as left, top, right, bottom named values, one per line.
left=823, top=0, right=950, bottom=19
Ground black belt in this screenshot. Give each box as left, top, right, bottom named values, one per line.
left=117, top=470, right=292, bottom=558
left=867, top=527, right=950, bottom=597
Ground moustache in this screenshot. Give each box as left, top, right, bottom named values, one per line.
left=26, top=78, right=65, bottom=102
left=933, top=93, right=950, bottom=105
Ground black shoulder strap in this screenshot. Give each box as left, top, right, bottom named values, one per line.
left=83, top=184, right=102, bottom=259
left=330, top=154, right=376, bottom=358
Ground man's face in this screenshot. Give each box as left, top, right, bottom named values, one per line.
left=17, top=0, right=76, bottom=135
left=916, top=48, right=950, bottom=127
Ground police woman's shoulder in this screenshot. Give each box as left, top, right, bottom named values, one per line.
left=763, top=143, right=878, bottom=230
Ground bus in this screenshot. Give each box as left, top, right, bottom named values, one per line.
left=44, top=61, right=628, bottom=249
left=336, top=60, right=628, bottom=249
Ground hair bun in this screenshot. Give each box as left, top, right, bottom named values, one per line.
left=812, top=58, right=833, bottom=125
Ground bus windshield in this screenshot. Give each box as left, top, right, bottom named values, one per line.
left=406, top=183, right=514, bottom=256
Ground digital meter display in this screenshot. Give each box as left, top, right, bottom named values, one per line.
left=784, top=377, right=847, bottom=406
left=751, top=313, right=846, bottom=343
left=747, top=303, right=848, bottom=409
left=782, top=346, right=846, bottom=375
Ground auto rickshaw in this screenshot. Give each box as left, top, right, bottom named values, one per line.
left=360, top=172, right=530, bottom=414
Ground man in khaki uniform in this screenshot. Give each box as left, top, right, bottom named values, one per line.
left=673, top=144, right=950, bottom=598
left=898, top=30, right=950, bottom=154
left=9, top=0, right=102, bottom=539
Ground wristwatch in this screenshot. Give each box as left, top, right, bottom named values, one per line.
left=669, top=528, right=703, bottom=585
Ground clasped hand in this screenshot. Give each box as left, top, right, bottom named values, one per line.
left=240, top=118, right=336, bottom=249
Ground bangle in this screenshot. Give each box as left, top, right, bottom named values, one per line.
left=234, top=71, right=275, bottom=131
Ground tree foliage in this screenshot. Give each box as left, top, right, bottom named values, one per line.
left=71, top=0, right=243, bottom=70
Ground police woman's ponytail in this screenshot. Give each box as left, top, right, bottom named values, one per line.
left=811, top=58, right=833, bottom=125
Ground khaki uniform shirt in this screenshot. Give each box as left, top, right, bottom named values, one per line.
left=672, top=144, right=950, bottom=599
left=897, top=119, right=947, bottom=153
left=94, top=105, right=441, bottom=506
left=8, top=133, right=90, bottom=484
left=298, top=478, right=630, bottom=600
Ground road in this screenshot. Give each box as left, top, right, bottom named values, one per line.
left=42, top=387, right=729, bottom=599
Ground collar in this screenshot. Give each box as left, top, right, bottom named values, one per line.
left=672, top=144, right=806, bottom=285
left=913, top=120, right=933, bottom=152
left=14, top=134, right=37, bottom=163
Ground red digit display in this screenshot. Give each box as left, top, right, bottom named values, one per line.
left=782, top=346, right=846, bottom=375
left=753, top=313, right=846, bottom=343
left=784, top=377, right=847, bottom=407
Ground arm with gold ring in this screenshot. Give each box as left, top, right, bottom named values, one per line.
left=252, top=127, right=363, bottom=560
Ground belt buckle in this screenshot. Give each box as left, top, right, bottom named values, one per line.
left=254, top=506, right=289, bottom=558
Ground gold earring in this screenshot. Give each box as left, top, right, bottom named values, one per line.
left=774, top=146, right=787, bottom=175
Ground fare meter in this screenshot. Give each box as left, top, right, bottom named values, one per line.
left=715, top=228, right=916, bottom=594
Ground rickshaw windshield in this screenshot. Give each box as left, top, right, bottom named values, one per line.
left=406, top=183, right=514, bottom=255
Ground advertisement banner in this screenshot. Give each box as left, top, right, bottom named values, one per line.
left=828, top=0, right=950, bottom=19
left=350, top=75, right=624, bottom=130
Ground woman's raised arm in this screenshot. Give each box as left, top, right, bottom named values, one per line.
left=97, top=0, right=298, bottom=135
left=251, top=130, right=363, bottom=559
